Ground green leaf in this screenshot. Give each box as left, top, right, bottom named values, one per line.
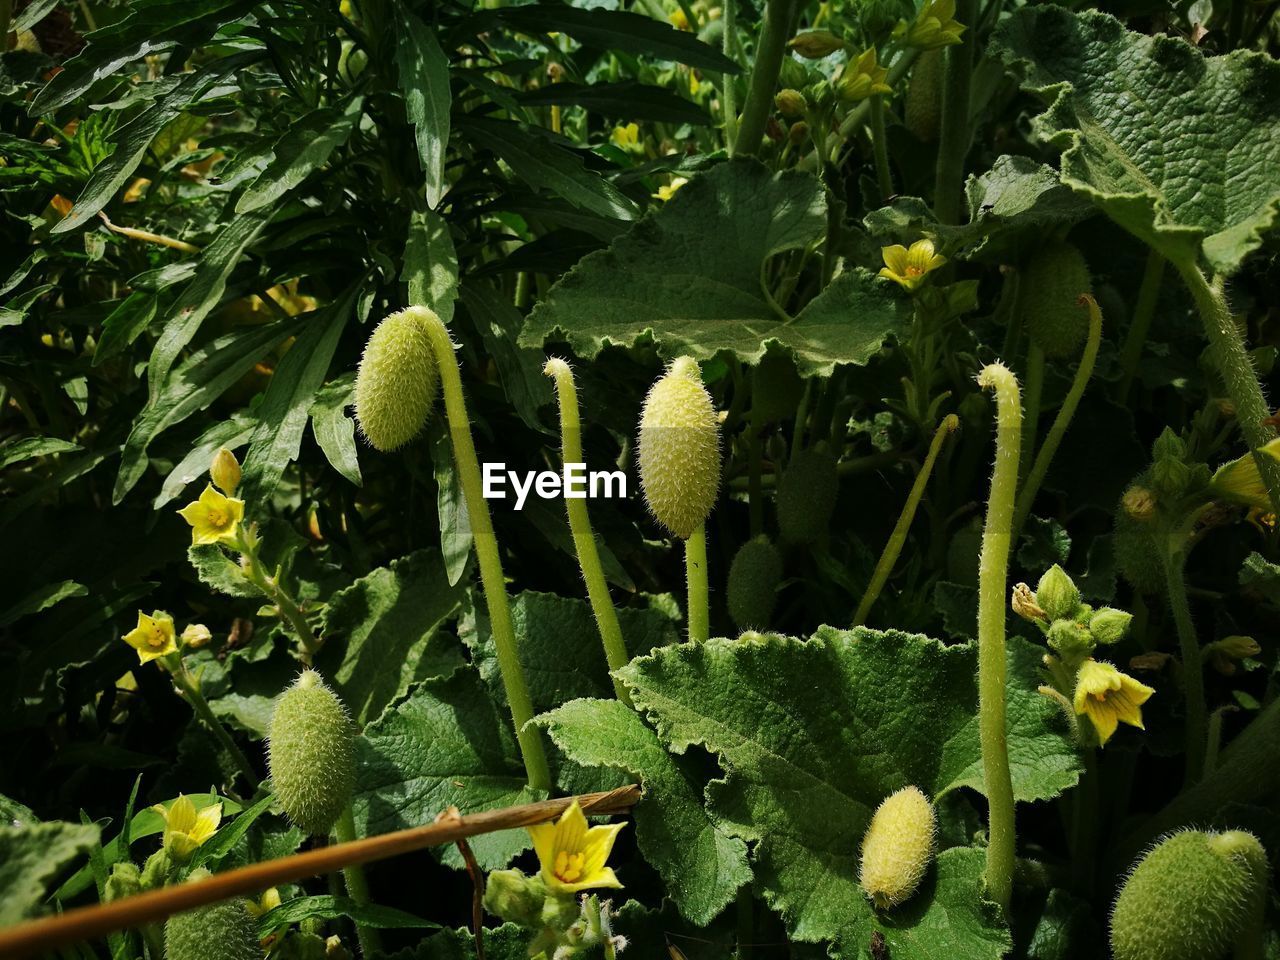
left=353, top=667, right=542, bottom=870
left=93, top=291, right=157, bottom=366
left=431, top=423, right=472, bottom=587
left=239, top=292, right=354, bottom=504
left=0, top=580, right=88, bottom=628
left=258, top=895, right=436, bottom=936
left=0, top=821, right=99, bottom=924
left=521, top=160, right=910, bottom=376
left=458, top=282, right=552, bottom=431
left=460, top=117, right=638, bottom=222
left=116, top=312, right=304, bottom=503
left=991, top=7, right=1280, bottom=272
left=310, top=375, right=361, bottom=487
left=485, top=5, right=738, bottom=75
left=189, top=791, right=275, bottom=869
left=618, top=630, right=1077, bottom=949
left=187, top=543, right=262, bottom=599
left=0, top=436, right=81, bottom=469
left=516, top=82, right=710, bottom=126
left=1240, top=552, right=1280, bottom=605
left=29, top=0, right=259, bottom=114
left=403, top=208, right=458, bottom=325
left=12, top=0, right=58, bottom=33
left=393, top=9, right=451, bottom=209
left=316, top=550, right=466, bottom=726
left=537, top=698, right=750, bottom=925
left=236, top=96, right=365, bottom=215
left=53, top=51, right=262, bottom=233
left=153, top=414, right=253, bottom=511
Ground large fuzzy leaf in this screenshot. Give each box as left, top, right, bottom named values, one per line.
left=0, top=821, right=99, bottom=923
left=520, top=159, right=910, bottom=376
left=992, top=6, right=1280, bottom=272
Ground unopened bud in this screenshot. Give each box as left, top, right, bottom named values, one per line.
left=787, top=30, right=844, bottom=58
left=210, top=448, right=241, bottom=497
left=105, top=862, right=142, bottom=903
left=788, top=121, right=809, bottom=145
left=181, top=623, right=213, bottom=650
left=775, top=88, right=807, bottom=117
left=483, top=869, right=547, bottom=927
left=1035, top=565, right=1081, bottom=621
left=1047, top=619, right=1094, bottom=666
left=1088, top=608, right=1132, bottom=645
left=1011, top=583, right=1046, bottom=622
left=1122, top=485, right=1157, bottom=522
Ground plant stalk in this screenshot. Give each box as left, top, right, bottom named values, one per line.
left=544, top=360, right=632, bottom=706
left=731, top=0, right=795, bottom=157
left=422, top=312, right=552, bottom=792
left=869, top=94, right=894, bottom=201
left=1163, top=543, right=1206, bottom=785
left=685, top=523, right=710, bottom=642
left=237, top=531, right=321, bottom=661
left=933, top=0, right=979, bottom=224
left=171, top=669, right=258, bottom=789
left=334, top=806, right=381, bottom=958
left=975, top=362, right=1021, bottom=913
left=1116, top=250, right=1164, bottom=401
left=721, top=0, right=739, bottom=148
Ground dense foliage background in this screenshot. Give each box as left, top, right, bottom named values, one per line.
left=1, top=0, right=1279, bottom=956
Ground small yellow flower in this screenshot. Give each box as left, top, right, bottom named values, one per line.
left=527, top=799, right=625, bottom=894
left=669, top=7, right=690, bottom=30
left=1209, top=438, right=1280, bottom=511
left=123, top=610, right=178, bottom=665
left=178, top=483, right=245, bottom=546
left=837, top=47, right=892, bottom=102
left=878, top=239, right=946, bottom=291
left=894, top=0, right=966, bottom=50
left=1073, top=659, right=1155, bottom=745
left=153, top=794, right=221, bottom=863
left=654, top=176, right=688, bottom=202
left=611, top=123, right=641, bottom=152
left=246, top=887, right=283, bottom=919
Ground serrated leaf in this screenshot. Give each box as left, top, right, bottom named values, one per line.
left=317, top=550, right=465, bottom=725
left=310, top=375, right=361, bottom=487
left=352, top=667, right=542, bottom=870
left=618, top=629, right=1077, bottom=948
left=991, top=7, right=1280, bottom=272
left=394, top=9, right=451, bottom=209
left=0, top=821, right=99, bottom=923
left=521, top=159, right=910, bottom=376
left=537, top=698, right=750, bottom=925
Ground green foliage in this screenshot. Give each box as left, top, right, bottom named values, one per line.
left=0, top=821, right=99, bottom=924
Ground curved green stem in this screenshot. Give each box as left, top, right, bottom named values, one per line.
left=171, top=669, right=258, bottom=788
left=975, top=362, right=1021, bottom=913
left=1176, top=262, right=1280, bottom=515
left=1116, top=250, right=1164, bottom=401
left=731, top=0, right=795, bottom=157
left=1163, top=543, right=1206, bottom=785
left=869, top=95, right=893, bottom=202
left=421, top=310, right=552, bottom=792
left=334, top=806, right=381, bottom=958
left=1012, top=295, right=1102, bottom=539
left=237, top=531, right=321, bottom=661
left=933, top=0, right=978, bottom=224
left=543, top=360, right=632, bottom=707
left=854, top=415, right=958, bottom=625
left=685, top=523, right=710, bottom=642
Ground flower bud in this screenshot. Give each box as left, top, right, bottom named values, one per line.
left=788, top=121, right=809, bottom=145
left=1023, top=243, right=1092, bottom=358
left=140, top=849, right=173, bottom=889
left=1089, top=608, right=1132, bottom=645
left=483, top=869, right=548, bottom=927
left=1122, top=485, right=1157, bottom=522
left=181, top=623, right=213, bottom=650
left=859, top=785, right=936, bottom=909
left=787, top=30, right=844, bottom=59
left=165, top=869, right=261, bottom=960
left=637, top=357, right=721, bottom=539
left=1152, top=427, right=1187, bottom=462
left=1207, top=635, right=1261, bottom=675
left=777, top=449, right=839, bottom=545
left=1047, top=619, right=1094, bottom=666
left=1111, top=829, right=1267, bottom=960
left=268, top=671, right=356, bottom=836
left=1152, top=457, right=1191, bottom=500
left=1035, top=565, right=1080, bottom=621
left=104, top=862, right=142, bottom=903
left=210, top=448, right=241, bottom=497
left=727, top=536, right=783, bottom=630
left=1011, top=583, right=1047, bottom=622
left=775, top=88, right=807, bottom=117
left=354, top=306, right=441, bottom=452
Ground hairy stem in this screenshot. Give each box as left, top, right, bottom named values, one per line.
left=1116, top=250, right=1164, bottom=401
left=422, top=311, right=552, bottom=792
left=544, top=360, right=632, bottom=706
left=933, top=0, right=978, bottom=224
left=1176, top=262, right=1280, bottom=514
left=685, top=523, right=710, bottom=642
left=854, top=415, right=958, bottom=625
left=1163, top=543, right=1206, bottom=785
left=334, top=806, right=382, bottom=958
left=237, top=532, right=321, bottom=661
left=975, top=362, right=1021, bottom=913
left=171, top=670, right=258, bottom=789
left=732, top=0, right=794, bottom=157
left=869, top=95, right=894, bottom=201
left=1013, top=295, right=1102, bottom=538
left=721, top=0, right=739, bottom=148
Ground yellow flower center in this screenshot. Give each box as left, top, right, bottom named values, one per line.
left=905, top=264, right=925, bottom=277
left=553, top=849, right=586, bottom=883
left=145, top=625, right=168, bottom=649
left=207, top=505, right=229, bottom=529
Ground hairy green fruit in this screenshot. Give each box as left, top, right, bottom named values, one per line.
left=1023, top=243, right=1093, bottom=358
left=859, top=785, right=937, bottom=909
left=268, top=670, right=356, bottom=836
left=905, top=49, right=944, bottom=141
left=165, top=871, right=260, bottom=960
left=727, top=536, right=783, bottom=630
left=777, top=449, right=839, bottom=545
left=1111, top=829, right=1267, bottom=960
left=354, top=306, right=441, bottom=452
left=752, top=353, right=804, bottom=423
left=1114, top=510, right=1164, bottom=594
left=638, top=357, right=721, bottom=539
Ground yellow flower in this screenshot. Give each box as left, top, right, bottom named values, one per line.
left=123, top=610, right=178, bottom=665
left=878, top=239, right=946, bottom=291
left=153, top=794, right=221, bottom=863
left=611, top=123, right=641, bottom=152
left=654, top=176, right=688, bottom=202
left=669, top=7, right=690, bottom=30
left=837, top=47, right=892, bottom=102
left=894, top=0, right=966, bottom=50
left=527, top=799, right=625, bottom=894
left=1073, top=659, right=1155, bottom=745
left=178, top=483, right=245, bottom=546
left=1208, top=438, right=1280, bottom=511
left=246, top=887, right=283, bottom=918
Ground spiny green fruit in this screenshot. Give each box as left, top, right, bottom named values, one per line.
left=1111, top=829, right=1267, bottom=960
left=859, top=785, right=937, bottom=909
left=268, top=670, right=356, bottom=836
left=1114, top=509, right=1164, bottom=594
left=164, top=870, right=260, bottom=960
left=777, top=449, right=839, bottom=545
left=752, top=353, right=804, bottom=423
left=904, top=49, right=944, bottom=141
left=727, top=536, right=783, bottom=630
left=637, top=357, right=721, bottom=539
left=354, top=306, right=441, bottom=451
left=1023, top=242, right=1093, bottom=358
